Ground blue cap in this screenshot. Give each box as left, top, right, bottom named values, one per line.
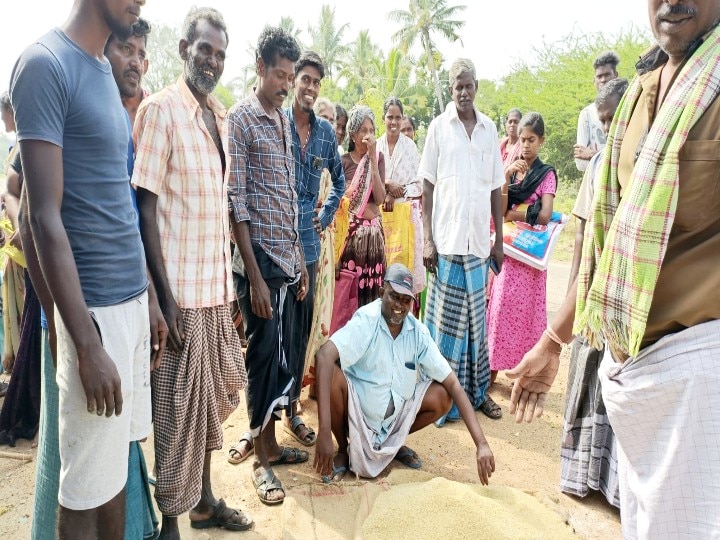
left=384, top=263, right=414, bottom=297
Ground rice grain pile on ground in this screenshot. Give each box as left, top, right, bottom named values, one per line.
left=363, top=477, right=577, bottom=540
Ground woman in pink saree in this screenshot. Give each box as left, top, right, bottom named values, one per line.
left=338, top=105, right=386, bottom=307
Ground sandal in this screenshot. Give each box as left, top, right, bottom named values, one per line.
left=269, top=446, right=309, bottom=466
left=227, top=432, right=254, bottom=464
left=322, top=464, right=348, bottom=484
left=394, top=446, right=422, bottom=469
left=190, top=498, right=253, bottom=531
left=479, top=396, right=503, bottom=420
left=283, top=416, right=317, bottom=447
left=252, top=467, right=285, bottom=505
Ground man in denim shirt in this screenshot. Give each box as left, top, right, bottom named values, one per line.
left=282, top=50, right=345, bottom=447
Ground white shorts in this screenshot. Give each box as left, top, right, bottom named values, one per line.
left=55, top=291, right=151, bottom=511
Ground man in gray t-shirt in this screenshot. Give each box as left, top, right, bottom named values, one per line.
left=9, top=0, right=156, bottom=536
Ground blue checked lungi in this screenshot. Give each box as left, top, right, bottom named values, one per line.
left=425, top=254, right=490, bottom=410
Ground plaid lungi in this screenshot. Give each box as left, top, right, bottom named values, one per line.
left=424, top=254, right=490, bottom=409
left=152, top=305, right=246, bottom=516
left=560, top=337, right=620, bottom=508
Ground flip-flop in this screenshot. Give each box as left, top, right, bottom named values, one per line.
left=252, top=467, right=285, bottom=505
left=283, top=415, right=317, bottom=447
left=269, top=446, right=309, bottom=466
left=190, top=498, right=253, bottom=531
left=322, top=464, right=348, bottom=484
left=227, top=432, right=254, bottom=464
left=479, top=396, right=503, bottom=420
left=394, top=446, right=422, bottom=469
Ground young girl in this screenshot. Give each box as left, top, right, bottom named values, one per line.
left=487, top=112, right=557, bottom=380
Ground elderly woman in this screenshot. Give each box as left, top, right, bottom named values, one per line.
left=377, top=97, right=425, bottom=294
left=338, top=105, right=386, bottom=308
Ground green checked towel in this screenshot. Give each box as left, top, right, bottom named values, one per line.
left=575, top=25, right=720, bottom=358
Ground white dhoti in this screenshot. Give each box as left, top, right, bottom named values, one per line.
left=599, top=319, right=720, bottom=539
left=346, top=376, right=432, bottom=479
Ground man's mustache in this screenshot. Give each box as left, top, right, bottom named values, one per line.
left=124, top=68, right=141, bottom=79
left=656, top=4, right=698, bottom=20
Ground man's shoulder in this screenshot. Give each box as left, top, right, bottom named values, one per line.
left=140, top=84, right=181, bottom=111
left=228, top=96, right=261, bottom=124
left=13, top=30, right=71, bottom=79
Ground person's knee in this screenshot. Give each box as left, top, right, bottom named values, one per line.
left=425, top=383, right=452, bottom=415
left=437, top=386, right=452, bottom=413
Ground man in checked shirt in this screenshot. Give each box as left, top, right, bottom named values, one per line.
left=226, top=26, right=309, bottom=505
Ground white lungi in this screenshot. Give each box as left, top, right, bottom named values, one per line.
left=599, top=319, right=720, bottom=539
left=346, top=376, right=432, bottom=479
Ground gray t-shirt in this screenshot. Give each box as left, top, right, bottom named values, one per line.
left=10, top=29, right=146, bottom=307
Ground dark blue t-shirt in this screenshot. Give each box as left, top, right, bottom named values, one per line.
left=10, top=29, right=147, bottom=307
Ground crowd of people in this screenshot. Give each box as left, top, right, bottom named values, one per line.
left=0, top=0, right=718, bottom=538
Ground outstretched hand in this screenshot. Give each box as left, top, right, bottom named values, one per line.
left=506, top=338, right=561, bottom=423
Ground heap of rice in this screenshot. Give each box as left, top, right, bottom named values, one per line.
left=362, top=477, right=576, bottom=539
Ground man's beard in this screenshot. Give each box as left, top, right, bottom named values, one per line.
left=187, top=59, right=219, bottom=96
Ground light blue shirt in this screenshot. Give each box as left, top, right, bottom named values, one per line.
left=330, top=300, right=452, bottom=444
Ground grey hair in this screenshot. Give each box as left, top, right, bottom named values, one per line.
left=182, top=6, right=228, bottom=45
left=449, top=58, right=476, bottom=84
left=596, top=77, right=629, bottom=108
left=314, top=97, right=335, bottom=118
left=346, top=105, right=375, bottom=152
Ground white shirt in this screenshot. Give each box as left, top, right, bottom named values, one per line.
left=417, top=102, right=505, bottom=259
left=575, top=102, right=607, bottom=172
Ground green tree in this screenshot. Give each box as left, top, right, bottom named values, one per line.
left=388, top=0, right=466, bottom=112
left=144, top=22, right=183, bottom=93
left=339, top=30, right=381, bottom=103
left=279, top=16, right=305, bottom=49
left=476, top=27, right=650, bottom=182
left=308, top=5, right=349, bottom=78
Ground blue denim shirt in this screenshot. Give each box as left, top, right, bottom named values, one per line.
left=285, top=108, right=345, bottom=264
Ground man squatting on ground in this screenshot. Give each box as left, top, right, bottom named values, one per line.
left=314, top=264, right=495, bottom=484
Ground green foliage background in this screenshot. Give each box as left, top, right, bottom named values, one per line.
left=138, top=4, right=651, bottom=182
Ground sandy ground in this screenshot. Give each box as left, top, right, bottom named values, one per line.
left=0, top=262, right=621, bottom=539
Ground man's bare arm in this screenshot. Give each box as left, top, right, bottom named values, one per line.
left=17, top=188, right=57, bottom=362
left=422, top=180, right=437, bottom=274
left=313, top=340, right=340, bottom=477
left=231, top=218, right=272, bottom=320
left=136, top=187, right=183, bottom=352
left=21, top=140, right=122, bottom=417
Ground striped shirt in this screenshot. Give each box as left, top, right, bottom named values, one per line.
left=285, top=108, right=345, bottom=264
left=227, top=92, right=301, bottom=278
left=132, top=77, right=233, bottom=309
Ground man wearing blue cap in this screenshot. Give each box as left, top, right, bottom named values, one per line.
left=313, top=263, right=495, bottom=484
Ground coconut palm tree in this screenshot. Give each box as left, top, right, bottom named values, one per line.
left=308, top=4, right=349, bottom=78
left=279, top=16, right=304, bottom=49
left=388, top=0, right=466, bottom=111
left=339, top=30, right=382, bottom=101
